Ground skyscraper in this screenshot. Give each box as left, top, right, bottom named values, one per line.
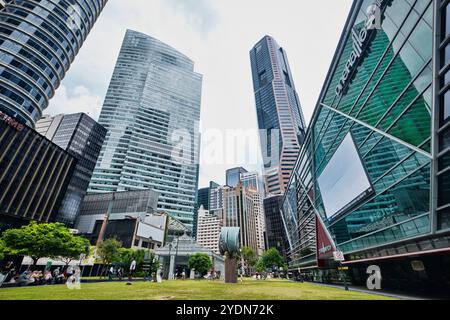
left=226, top=167, right=248, bottom=187
left=0, top=0, right=108, bottom=127
left=0, top=112, right=76, bottom=229
left=88, top=30, right=203, bottom=232
left=250, top=35, right=307, bottom=195
left=222, top=183, right=258, bottom=254
left=36, top=113, right=107, bottom=226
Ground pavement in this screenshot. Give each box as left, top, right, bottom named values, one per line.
left=302, top=281, right=440, bottom=300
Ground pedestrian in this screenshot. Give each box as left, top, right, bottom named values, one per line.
left=117, top=267, right=123, bottom=281
left=127, top=259, right=136, bottom=285
left=108, top=266, right=114, bottom=281
left=181, top=270, right=186, bottom=280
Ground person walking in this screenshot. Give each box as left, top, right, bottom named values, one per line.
left=108, top=266, right=114, bottom=281
left=127, top=260, right=136, bottom=285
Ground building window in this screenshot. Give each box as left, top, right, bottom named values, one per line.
left=443, top=89, right=450, bottom=124
left=438, top=208, right=450, bottom=230
left=441, top=127, right=450, bottom=151
left=445, top=3, right=450, bottom=39
left=438, top=171, right=450, bottom=207
left=134, top=239, right=140, bottom=247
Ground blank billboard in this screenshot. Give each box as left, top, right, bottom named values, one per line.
left=317, top=133, right=373, bottom=219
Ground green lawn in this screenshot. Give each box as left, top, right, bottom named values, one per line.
left=0, top=279, right=394, bottom=300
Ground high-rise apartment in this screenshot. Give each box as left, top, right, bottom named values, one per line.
left=36, top=113, right=106, bottom=226
left=250, top=35, right=307, bottom=195
left=0, top=0, right=108, bottom=127
left=88, top=30, right=203, bottom=232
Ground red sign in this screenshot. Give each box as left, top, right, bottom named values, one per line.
left=316, top=215, right=336, bottom=263
left=0, top=111, right=25, bottom=132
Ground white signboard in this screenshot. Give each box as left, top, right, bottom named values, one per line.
left=333, top=251, right=345, bottom=262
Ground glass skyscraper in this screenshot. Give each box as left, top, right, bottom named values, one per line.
left=0, top=0, right=108, bottom=127
left=88, top=30, right=202, bottom=231
left=36, top=113, right=107, bottom=227
left=281, top=0, right=450, bottom=293
left=250, top=36, right=307, bottom=195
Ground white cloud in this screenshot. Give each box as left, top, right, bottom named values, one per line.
left=47, top=0, right=353, bottom=187
left=46, top=85, right=103, bottom=120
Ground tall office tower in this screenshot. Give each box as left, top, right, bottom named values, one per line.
left=209, top=185, right=224, bottom=210
left=196, top=205, right=222, bottom=254
left=36, top=113, right=106, bottom=226
left=250, top=190, right=266, bottom=256
left=196, top=188, right=210, bottom=211
left=193, top=181, right=219, bottom=238
left=88, top=30, right=203, bottom=232
left=241, top=171, right=266, bottom=255
left=0, top=0, right=108, bottom=127
left=0, top=112, right=76, bottom=229
left=241, top=171, right=264, bottom=193
left=226, top=167, right=248, bottom=187
left=250, top=35, right=307, bottom=195
left=222, top=183, right=258, bottom=254
left=263, top=195, right=288, bottom=260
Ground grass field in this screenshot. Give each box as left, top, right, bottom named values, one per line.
left=0, top=279, right=394, bottom=300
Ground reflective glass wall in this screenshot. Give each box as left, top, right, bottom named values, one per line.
left=282, top=0, right=436, bottom=268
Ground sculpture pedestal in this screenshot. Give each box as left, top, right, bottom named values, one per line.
left=224, top=257, right=237, bottom=284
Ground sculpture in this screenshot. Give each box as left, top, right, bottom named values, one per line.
left=219, top=227, right=240, bottom=284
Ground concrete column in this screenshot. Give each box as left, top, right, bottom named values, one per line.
left=168, top=254, right=176, bottom=280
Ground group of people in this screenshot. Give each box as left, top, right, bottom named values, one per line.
left=0, top=262, right=78, bottom=287
left=204, top=271, right=220, bottom=280
left=106, top=266, right=125, bottom=281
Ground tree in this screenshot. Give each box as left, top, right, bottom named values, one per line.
left=0, top=239, right=5, bottom=261
left=59, top=236, right=90, bottom=266
left=143, top=251, right=160, bottom=281
left=118, top=248, right=145, bottom=270
left=96, top=238, right=122, bottom=266
left=238, top=246, right=257, bottom=275
left=257, top=248, right=285, bottom=273
left=188, top=253, right=212, bottom=275
left=1, top=222, right=89, bottom=266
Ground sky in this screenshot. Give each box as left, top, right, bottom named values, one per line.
left=46, top=0, right=353, bottom=188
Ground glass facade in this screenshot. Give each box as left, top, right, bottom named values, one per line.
left=263, top=195, right=289, bottom=260
left=281, top=0, right=444, bottom=269
left=226, top=167, right=248, bottom=187
left=438, top=0, right=450, bottom=230
left=250, top=36, right=307, bottom=195
left=36, top=113, right=107, bottom=227
left=88, top=30, right=202, bottom=232
left=0, top=112, right=76, bottom=223
left=0, top=0, right=108, bottom=127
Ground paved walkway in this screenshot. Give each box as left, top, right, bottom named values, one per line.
left=303, top=281, right=436, bottom=300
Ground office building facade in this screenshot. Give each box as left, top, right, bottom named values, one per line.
left=196, top=205, right=222, bottom=254
left=0, top=111, right=76, bottom=229
left=210, top=185, right=224, bottom=210
left=75, top=189, right=160, bottom=235
left=264, top=195, right=289, bottom=260
left=250, top=36, right=307, bottom=195
left=36, top=113, right=106, bottom=226
left=222, top=184, right=258, bottom=253
left=88, top=30, right=203, bottom=232
left=226, top=167, right=248, bottom=187
left=281, top=0, right=450, bottom=292
left=0, top=0, right=108, bottom=127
